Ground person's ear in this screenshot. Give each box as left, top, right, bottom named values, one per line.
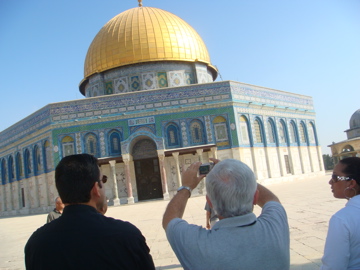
left=253, top=189, right=259, bottom=205
left=349, top=179, right=358, bottom=189
left=91, top=182, right=101, bottom=198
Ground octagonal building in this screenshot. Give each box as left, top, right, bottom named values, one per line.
left=0, top=4, right=324, bottom=216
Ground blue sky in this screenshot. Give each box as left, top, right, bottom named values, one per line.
left=0, top=0, right=359, bottom=155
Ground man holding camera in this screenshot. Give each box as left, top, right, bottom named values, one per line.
left=162, top=159, right=290, bottom=270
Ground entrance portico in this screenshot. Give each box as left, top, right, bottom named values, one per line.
left=98, top=133, right=216, bottom=205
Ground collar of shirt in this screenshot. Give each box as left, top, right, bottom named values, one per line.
left=62, top=204, right=99, bottom=215
left=346, top=194, right=360, bottom=209
left=211, top=212, right=257, bottom=230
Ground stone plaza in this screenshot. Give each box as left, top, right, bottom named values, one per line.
left=0, top=172, right=342, bottom=270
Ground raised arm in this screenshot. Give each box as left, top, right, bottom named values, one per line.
left=256, top=183, right=280, bottom=208
left=162, top=162, right=205, bottom=230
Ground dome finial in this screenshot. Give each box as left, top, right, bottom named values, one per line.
left=138, top=0, right=143, bottom=7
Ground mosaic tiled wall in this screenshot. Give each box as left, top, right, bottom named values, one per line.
left=114, top=77, right=129, bottom=93
left=0, top=108, right=51, bottom=149
left=231, top=82, right=313, bottom=109
left=0, top=80, right=315, bottom=151
left=194, top=62, right=213, bottom=84
left=1, top=80, right=317, bottom=167
left=85, top=61, right=207, bottom=97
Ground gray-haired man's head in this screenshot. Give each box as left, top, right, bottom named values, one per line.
left=206, top=159, right=257, bottom=218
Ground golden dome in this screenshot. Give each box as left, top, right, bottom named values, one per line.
left=82, top=6, right=217, bottom=82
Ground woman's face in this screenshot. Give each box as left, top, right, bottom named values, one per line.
left=329, top=162, right=352, bottom=199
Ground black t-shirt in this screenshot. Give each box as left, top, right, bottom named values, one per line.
left=25, top=204, right=155, bottom=270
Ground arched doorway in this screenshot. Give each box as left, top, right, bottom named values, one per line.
left=132, top=139, right=163, bottom=201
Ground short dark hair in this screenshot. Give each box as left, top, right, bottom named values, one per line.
left=55, top=154, right=100, bottom=204
left=339, top=157, right=360, bottom=185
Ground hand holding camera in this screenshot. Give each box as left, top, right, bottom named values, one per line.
left=181, top=159, right=220, bottom=191
left=199, top=163, right=214, bottom=175
left=181, top=162, right=205, bottom=190
left=199, top=158, right=220, bottom=175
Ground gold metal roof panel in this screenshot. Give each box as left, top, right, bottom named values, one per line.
left=83, top=6, right=215, bottom=79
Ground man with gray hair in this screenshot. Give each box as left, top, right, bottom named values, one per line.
left=162, top=159, right=290, bottom=270
left=46, top=196, right=64, bottom=223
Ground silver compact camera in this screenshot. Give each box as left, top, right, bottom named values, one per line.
left=199, top=163, right=214, bottom=175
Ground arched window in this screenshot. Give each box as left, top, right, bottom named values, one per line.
left=44, top=140, right=52, bottom=170
left=24, top=149, right=32, bottom=176
left=8, top=156, right=15, bottom=182
left=190, top=120, right=205, bottom=145
left=62, top=136, right=75, bottom=157
left=308, top=123, right=316, bottom=144
left=34, top=145, right=42, bottom=174
left=267, top=119, right=276, bottom=144
left=299, top=122, right=307, bottom=143
left=254, top=119, right=263, bottom=144
left=279, top=120, right=287, bottom=144
left=166, top=123, right=181, bottom=148
left=85, top=133, right=98, bottom=157
left=1, top=159, right=7, bottom=184
left=16, top=152, right=23, bottom=179
left=109, top=131, right=122, bottom=155
left=239, top=116, right=250, bottom=145
left=289, top=121, right=298, bottom=143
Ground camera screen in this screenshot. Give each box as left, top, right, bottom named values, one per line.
left=199, top=165, right=210, bottom=175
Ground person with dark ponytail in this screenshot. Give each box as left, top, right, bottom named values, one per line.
left=321, top=157, right=360, bottom=269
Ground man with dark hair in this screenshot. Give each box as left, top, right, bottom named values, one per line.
left=25, top=154, right=155, bottom=270
left=46, top=196, right=64, bottom=223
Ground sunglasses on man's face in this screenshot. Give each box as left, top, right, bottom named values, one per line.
left=331, top=174, right=352, bottom=183
left=101, top=175, right=107, bottom=183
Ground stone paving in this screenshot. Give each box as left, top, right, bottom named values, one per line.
left=0, top=172, right=344, bottom=270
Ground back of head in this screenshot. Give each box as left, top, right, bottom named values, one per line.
left=206, top=159, right=257, bottom=218
left=339, top=157, right=360, bottom=185
left=55, top=154, right=99, bottom=204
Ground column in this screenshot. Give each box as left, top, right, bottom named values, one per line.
left=317, top=146, right=325, bottom=171
left=298, top=146, right=305, bottom=174
left=41, top=151, right=50, bottom=208
left=250, top=147, right=259, bottom=180
left=307, top=146, right=314, bottom=172
left=287, top=146, right=295, bottom=175
left=23, top=157, right=30, bottom=210
left=15, top=181, right=21, bottom=210
left=7, top=182, right=13, bottom=211
left=196, top=149, right=206, bottom=194
left=1, top=185, right=6, bottom=211
left=196, top=149, right=204, bottom=163
left=210, top=147, right=218, bottom=160
left=43, top=174, right=51, bottom=208
left=122, top=155, right=134, bottom=204
left=13, top=161, right=21, bottom=210
left=23, top=180, right=28, bottom=209
left=171, top=152, right=182, bottom=187
left=264, top=147, right=271, bottom=178
left=11, top=181, right=19, bottom=210
left=34, top=175, right=41, bottom=208
left=276, top=147, right=285, bottom=177
left=158, top=151, right=169, bottom=200
left=109, top=160, right=120, bottom=206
